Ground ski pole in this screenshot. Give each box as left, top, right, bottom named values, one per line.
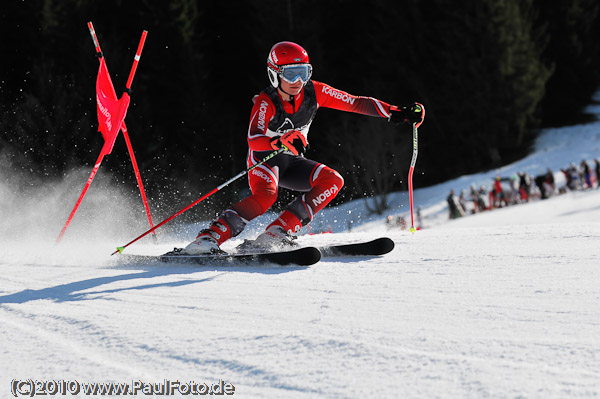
left=408, top=122, right=419, bottom=233
left=408, top=104, right=424, bottom=233
left=111, top=146, right=288, bottom=255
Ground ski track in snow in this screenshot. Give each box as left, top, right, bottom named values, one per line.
left=1, top=99, right=600, bottom=398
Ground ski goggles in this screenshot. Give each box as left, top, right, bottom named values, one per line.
left=279, top=64, right=312, bottom=84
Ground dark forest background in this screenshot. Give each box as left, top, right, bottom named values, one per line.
left=1, top=0, right=599, bottom=220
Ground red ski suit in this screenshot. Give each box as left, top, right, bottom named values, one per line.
left=216, top=80, right=393, bottom=241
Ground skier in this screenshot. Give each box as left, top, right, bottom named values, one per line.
left=183, top=41, right=425, bottom=254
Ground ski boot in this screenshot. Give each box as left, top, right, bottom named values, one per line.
left=182, top=220, right=230, bottom=255
left=236, top=225, right=298, bottom=254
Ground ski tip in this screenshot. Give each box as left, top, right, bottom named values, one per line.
left=300, top=246, right=322, bottom=265
left=373, top=237, right=395, bottom=254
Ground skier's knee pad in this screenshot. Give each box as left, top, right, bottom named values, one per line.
left=307, top=166, right=344, bottom=213
left=313, top=166, right=344, bottom=190
left=280, top=166, right=344, bottom=227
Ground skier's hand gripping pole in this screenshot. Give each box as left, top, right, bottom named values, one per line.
left=390, top=102, right=425, bottom=126
left=111, top=146, right=289, bottom=255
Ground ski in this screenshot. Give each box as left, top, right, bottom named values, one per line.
left=123, top=246, right=321, bottom=266
left=121, top=238, right=393, bottom=266
left=318, top=237, right=395, bottom=257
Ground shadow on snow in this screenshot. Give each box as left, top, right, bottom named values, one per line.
left=0, top=261, right=305, bottom=305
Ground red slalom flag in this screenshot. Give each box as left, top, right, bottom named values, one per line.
left=57, top=25, right=152, bottom=244
left=96, top=57, right=129, bottom=156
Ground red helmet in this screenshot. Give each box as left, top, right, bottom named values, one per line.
left=267, top=41, right=312, bottom=88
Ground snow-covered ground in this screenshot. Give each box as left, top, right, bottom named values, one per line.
left=1, top=95, right=600, bottom=398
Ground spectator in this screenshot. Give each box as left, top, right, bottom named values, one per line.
left=469, top=184, right=481, bottom=212
left=561, top=168, right=572, bottom=191
left=581, top=160, right=592, bottom=189
left=447, top=189, right=465, bottom=219
left=595, top=159, right=600, bottom=189
left=534, top=172, right=548, bottom=199
left=478, top=185, right=490, bottom=210
left=518, top=172, right=531, bottom=202
left=398, top=216, right=407, bottom=230
left=459, top=189, right=470, bottom=214
left=545, top=168, right=556, bottom=196
left=386, top=215, right=407, bottom=230
left=568, top=163, right=580, bottom=190
left=507, top=175, right=521, bottom=205
left=491, top=176, right=506, bottom=208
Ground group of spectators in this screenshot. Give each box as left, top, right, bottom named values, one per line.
left=447, top=159, right=600, bottom=219
left=385, top=207, right=423, bottom=231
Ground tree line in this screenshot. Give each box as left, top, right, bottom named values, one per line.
left=1, top=0, right=599, bottom=218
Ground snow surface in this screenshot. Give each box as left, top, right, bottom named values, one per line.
left=1, top=95, right=600, bottom=398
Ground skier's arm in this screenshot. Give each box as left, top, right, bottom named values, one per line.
left=313, top=81, right=392, bottom=118
left=314, top=81, right=425, bottom=126
left=247, top=94, right=277, bottom=152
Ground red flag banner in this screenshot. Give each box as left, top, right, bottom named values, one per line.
left=96, top=57, right=128, bottom=155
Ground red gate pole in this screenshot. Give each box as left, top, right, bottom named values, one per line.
left=56, top=24, right=153, bottom=243
left=114, top=28, right=156, bottom=240
left=56, top=152, right=106, bottom=243
left=121, top=123, right=156, bottom=242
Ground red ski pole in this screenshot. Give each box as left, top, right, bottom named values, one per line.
left=408, top=104, right=424, bottom=233
left=407, top=123, right=418, bottom=233
left=111, top=147, right=287, bottom=255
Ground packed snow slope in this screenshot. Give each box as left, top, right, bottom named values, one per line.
left=1, top=96, right=599, bottom=398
